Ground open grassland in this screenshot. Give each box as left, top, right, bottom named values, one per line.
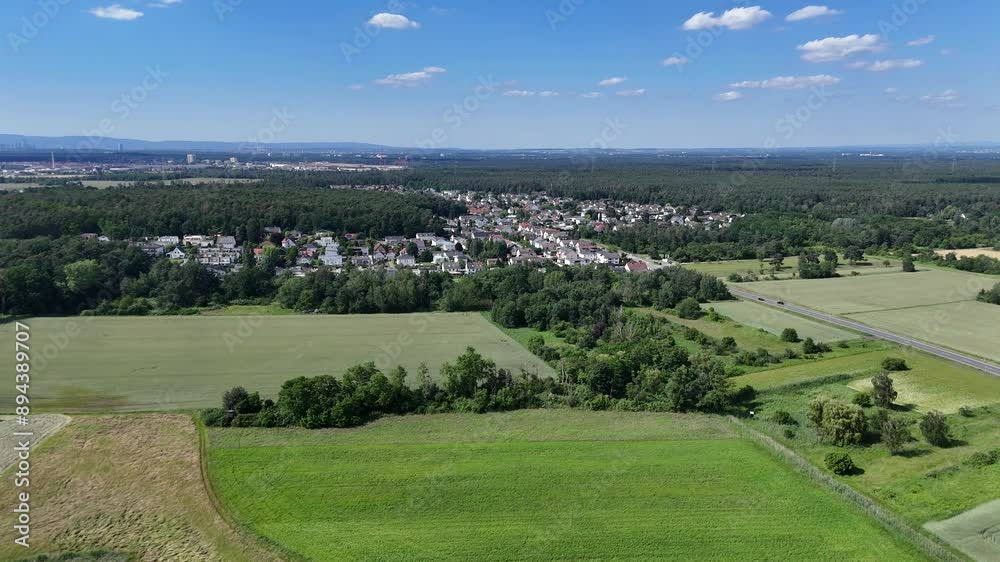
left=739, top=267, right=1000, bottom=363
left=709, top=300, right=857, bottom=342
left=926, top=499, right=1000, bottom=562
left=0, top=415, right=275, bottom=561
left=740, top=268, right=995, bottom=315
left=848, top=301, right=1000, bottom=363
left=80, top=178, right=258, bottom=188
left=733, top=346, right=1000, bottom=413
left=207, top=410, right=927, bottom=562
left=0, top=313, right=553, bottom=412
left=752, top=350, right=1000, bottom=548
left=686, top=256, right=902, bottom=280
left=935, top=248, right=1000, bottom=260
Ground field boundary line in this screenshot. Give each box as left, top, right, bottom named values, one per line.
left=726, top=416, right=964, bottom=562
left=196, top=417, right=306, bottom=562
left=840, top=299, right=978, bottom=316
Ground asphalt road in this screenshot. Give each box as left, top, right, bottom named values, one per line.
left=728, top=287, right=1000, bottom=377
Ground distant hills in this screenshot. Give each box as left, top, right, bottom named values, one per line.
left=1, top=133, right=998, bottom=155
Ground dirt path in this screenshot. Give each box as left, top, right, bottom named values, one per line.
left=0, top=414, right=70, bottom=472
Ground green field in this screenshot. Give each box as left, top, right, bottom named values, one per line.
left=739, top=268, right=1000, bottom=363
left=685, top=257, right=902, bottom=280
left=207, top=410, right=927, bottom=561
left=709, top=300, right=856, bottom=342
left=0, top=313, right=553, bottom=412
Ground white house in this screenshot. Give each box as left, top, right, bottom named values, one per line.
left=396, top=254, right=416, bottom=267
left=167, top=247, right=186, bottom=260
left=158, top=235, right=180, bottom=245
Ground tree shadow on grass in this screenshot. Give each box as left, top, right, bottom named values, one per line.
left=896, top=447, right=932, bottom=458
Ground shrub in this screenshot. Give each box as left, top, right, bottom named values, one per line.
left=963, top=449, right=1000, bottom=468
left=958, top=405, right=974, bottom=417
left=871, top=371, right=897, bottom=408
left=231, top=413, right=261, bottom=427
left=851, top=392, right=872, bottom=408
left=222, top=386, right=249, bottom=412
left=584, top=394, right=612, bottom=411
left=769, top=410, right=797, bottom=426
left=919, top=410, right=951, bottom=447
left=732, top=385, right=757, bottom=404
left=802, top=338, right=831, bottom=354
left=782, top=428, right=796, bottom=439
left=780, top=328, right=800, bottom=343
left=675, top=297, right=702, bottom=319
left=882, top=416, right=911, bottom=455
left=824, top=452, right=856, bottom=475
left=867, top=408, right=889, bottom=439
left=812, top=400, right=866, bottom=446
left=881, top=357, right=909, bottom=371
left=200, top=408, right=231, bottom=427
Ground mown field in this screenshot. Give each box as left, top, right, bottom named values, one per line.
left=0, top=415, right=275, bottom=561
left=686, top=256, right=903, bottom=280
left=708, top=300, right=856, bottom=342
left=739, top=267, right=1000, bottom=363
left=0, top=313, right=553, bottom=412
left=207, top=410, right=928, bottom=561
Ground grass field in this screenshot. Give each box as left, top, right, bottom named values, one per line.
left=0, top=313, right=554, bottom=412
left=207, top=410, right=927, bottom=561
left=685, top=256, right=903, bottom=280
left=709, top=300, right=856, bottom=342
left=926, top=499, right=1000, bottom=561
left=739, top=267, right=1000, bottom=363
left=0, top=415, right=275, bottom=561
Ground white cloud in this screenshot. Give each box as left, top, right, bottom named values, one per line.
left=855, top=59, right=924, bottom=72
left=579, top=92, right=604, bottom=99
left=374, top=66, right=445, bottom=87
left=906, top=35, right=935, bottom=47
left=682, top=6, right=771, bottom=30
left=713, top=91, right=743, bottom=102
left=785, top=6, right=843, bottom=22
left=90, top=4, right=144, bottom=20
left=662, top=56, right=690, bottom=67
left=348, top=84, right=364, bottom=91
left=797, top=34, right=884, bottom=62
left=149, top=0, right=181, bottom=7
left=884, top=87, right=898, bottom=94
left=940, top=48, right=955, bottom=56
left=504, top=90, right=560, bottom=98
left=367, top=13, right=420, bottom=30
left=921, top=89, right=959, bottom=104
left=730, top=74, right=840, bottom=89
left=616, top=89, right=647, bottom=97
left=598, top=76, right=627, bottom=87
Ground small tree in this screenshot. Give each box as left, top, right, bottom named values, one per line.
left=824, top=452, right=857, bottom=475
left=780, top=328, right=800, bottom=343
left=901, top=255, right=916, bottom=272
left=920, top=411, right=951, bottom=447
left=881, top=357, right=909, bottom=371
left=852, top=392, right=872, bottom=408
left=769, top=410, right=797, bottom=425
left=882, top=416, right=910, bottom=455
left=222, top=386, right=250, bottom=412
left=820, top=401, right=867, bottom=446
left=676, top=297, right=702, bottom=319
left=871, top=371, right=897, bottom=408
left=844, top=246, right=864, bottom=265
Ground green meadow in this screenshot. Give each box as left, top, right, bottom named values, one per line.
left=0, top=313, right=553, bottom=412
left=207, top=411, right=928, bottom=561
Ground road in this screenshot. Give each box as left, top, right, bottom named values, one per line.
left=728, top=287, right=1000, bottom=377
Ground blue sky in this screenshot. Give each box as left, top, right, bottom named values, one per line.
left=2, top=0, right=998, bottom=148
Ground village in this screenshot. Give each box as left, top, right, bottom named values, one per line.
left=95, top=188, right=740, bottom=277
